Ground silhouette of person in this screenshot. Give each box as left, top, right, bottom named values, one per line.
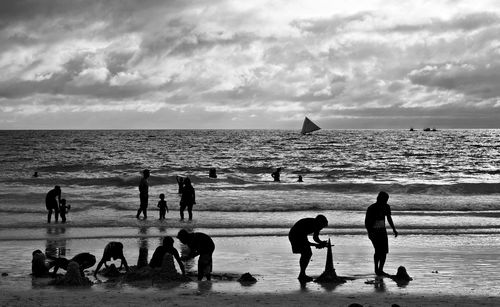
left=157, top=193, right=168, bottom=220
left=33, top=171, right=39, bottom=178
left=149, top=236, right=185, bottom=275
left=50, top=252, right=96, bottom=277
left=94, top=242, right=130, bottom=277
left=59, top=199, right=71, bottom=223
left=179, top=177, right=195, bottom=221
left=209, top=168, right=217, bottom=178
left=271, top=167, right=281, bottom=182
left=136, top=169, right=150, bottom=219
left=297, top=175, right=303, bottom=182
left=177, top=229, right=215, bottom=281
left=365, top=191, right=398, bottom=276
left=31, top=250, right=50, bottom=277
left=288, top=214, right=329, bottom=282
left=176, top=176, right=184, bottom=194
left=45, top=186, right=61, bottom=223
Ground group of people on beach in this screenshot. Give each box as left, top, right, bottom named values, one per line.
left=289, top=191, right=398, bottom=282
left=44, top=169, right=198, bottom=223
left=32, top=228, right=215, bottom=282
left=43, top=168, right=398, bottom=283
left=134, top=169, right=197, bottom=221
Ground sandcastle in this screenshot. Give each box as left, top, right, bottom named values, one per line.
left=314, top=239, right=346, bottom=284
left=53, top=261, right=92, bottom=286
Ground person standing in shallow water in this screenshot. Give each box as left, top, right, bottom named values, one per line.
left=271, top=167, right=281, bottom=182
left=157, top=193, right=168, bottom=220
left=365, top=191, right=398, bottom=276
left=45, top=185, right=61, bottom=223
left=288, top=214, right=328, bottom=282
left=136, top=169, right=150, bottom=219
left=179, top=177, right=195, bottom=220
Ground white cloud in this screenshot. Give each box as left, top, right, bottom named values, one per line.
left=0, top=0, right=499, bottom=128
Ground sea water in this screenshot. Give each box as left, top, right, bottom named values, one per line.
left=0, top=129, right=499, bottom=233
left=0, top=129, right=499, bottom=295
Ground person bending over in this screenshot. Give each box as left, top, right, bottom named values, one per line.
left=177, top=229, right=215, bottom=280
left=288, top=214, right=329, bottom=282
left=50, top=252, right=96, bottom=277
left=94, top=242, right=129, bottom=277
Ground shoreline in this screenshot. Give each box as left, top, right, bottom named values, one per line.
left=1, top=286, right=499, bottom=307
left=1, top=233, right=499, bottom=304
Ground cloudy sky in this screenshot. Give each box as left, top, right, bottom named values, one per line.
left=1, top=0, right=500, bottom=129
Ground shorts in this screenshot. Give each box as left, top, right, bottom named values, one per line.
left=369, top=230, right=389, bottom=254
left=288, top=235, right=311, bottom=255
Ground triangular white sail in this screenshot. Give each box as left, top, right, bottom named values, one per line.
left=301, top=117, right=321, bottom=135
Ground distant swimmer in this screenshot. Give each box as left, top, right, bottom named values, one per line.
left=177, top=229, right=215, bottom=281
left=365, top=191, right=398, bottom=276
left=271, top=167, right=281, bottom=182
left=50, top=252, right=96, bottom=277
left=33, top=171, right=39, bottom=177
left=288, top=215, right=329, bottom=282
left=209, top=168, right=217, bottom=178
left=179, top=177, right=195, bottom=221
left=136, top=169, right=150, bottom=219
left=297, top=175, right=303, bottom=182
left=149, top=236, right=185, bottom=275
left=94, top=242, right=129, bottom=277
left=157, top=193, right=168, bottom=220
left=176, top=176, right=184, bottom=194
left=59, top=198, right=71, bottom=223
left=45, top=185, right=61, bottom=223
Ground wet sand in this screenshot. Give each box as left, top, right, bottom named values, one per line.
left=0, top=233, right=499, bottom=306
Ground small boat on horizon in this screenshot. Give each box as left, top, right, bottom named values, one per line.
left=301, top=117, right=321, bottom=135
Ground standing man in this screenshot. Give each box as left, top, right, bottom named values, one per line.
left=177, top=229, right=215, bottom=281
left=136, top=169, right=150, bottom=219
left=179, top=177, right=195, bottom=221
left=45, top=185, right=61, bottom=223
left=288, top=214, right=328, bottom=282
left=365, top=191, right=398, bottom=276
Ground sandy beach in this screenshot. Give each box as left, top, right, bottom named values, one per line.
left=1, top=232, right=499, bottom=306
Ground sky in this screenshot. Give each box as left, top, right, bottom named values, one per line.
left=1, top=0, right=500, bottom=129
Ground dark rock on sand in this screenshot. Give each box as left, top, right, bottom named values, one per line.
left=237, top=272, right=257, bottom=284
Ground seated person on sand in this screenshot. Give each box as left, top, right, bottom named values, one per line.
left=94, top=242, right=130, bottom=277
left=288, top=214, right=329, bottom=282
left=177, top=229, right=215, bottom=281
left=32, top=250, right=50, bottom=277
left=149, top=236, right=185, bottom=275
left=50, top=252, right=96, bottom=277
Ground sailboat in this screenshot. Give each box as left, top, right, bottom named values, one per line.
left=301, top=117, right=321, bottom=135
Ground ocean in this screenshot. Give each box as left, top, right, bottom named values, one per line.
left=1, top=129, right=500, bottom=296
left=0, top=129, right=499, bottom=237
